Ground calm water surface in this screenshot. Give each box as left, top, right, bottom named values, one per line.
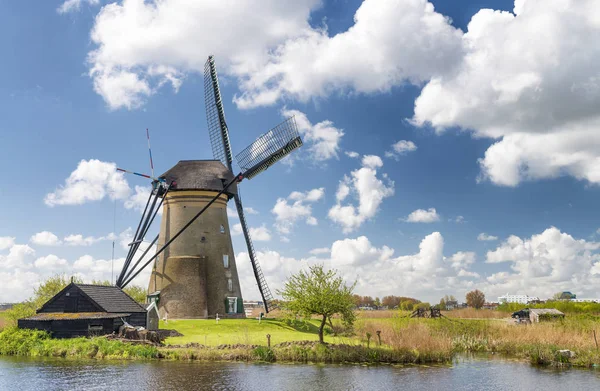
left=1, top=355, right=599, bottom=390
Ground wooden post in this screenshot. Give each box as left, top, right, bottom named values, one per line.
left=266, top=334, right=271, bottom=348
left=376, top=330, right=381, bottom=346
left=594, top=330, right=598, bottom=351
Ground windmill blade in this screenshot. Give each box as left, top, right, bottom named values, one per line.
left=236, top=116, right=303, bottom=180
left=233, top=193, right=275, bottom=313
left=204, top=55, right=233, bottom=170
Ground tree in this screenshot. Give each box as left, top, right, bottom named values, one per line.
left=278, top=265, right=356, bottom=343
left=439, top=297, right=446, bottom=309
left=466, top=289, right=486, bottom=309
left=374, top=297, right=381, bottom=308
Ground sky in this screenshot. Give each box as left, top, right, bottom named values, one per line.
left=2, top=0, right=600, bottom=304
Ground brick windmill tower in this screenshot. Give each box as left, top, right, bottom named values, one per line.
left=115, top=56, right=303, bottom=319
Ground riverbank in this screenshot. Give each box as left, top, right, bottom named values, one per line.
left=2, top=313, right=600, bottom=367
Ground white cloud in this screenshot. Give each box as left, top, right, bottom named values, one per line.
left=309, top=247, right=330, bottom=255
left=328, top=156, right=394, bottom=233
left=0, top=244, right=36, bottom=268
left=282, top=109, right=344, bottom=162
left=249, top=225, right=271, bottom=242
left=345, top=151, right=360, bottom=158
left=385, top=140, right=417, bottom=160
left=45, top=159, right=130, bottom=206
left=124, top=185, right=158, bottom=214
left=34, top=255, right=68, bottom=269
left=453, top=216, right=465, bottom=223
left=481, top=227, right=600, bottom=299
left=245, top=207, right=259, bottom=215
left=404, top=208, right=440, bottom=223
left=30, top=231, right=62, bottom=246
left=231, top=223, right=243, bottom=236
left=87, top=0, right=321, bottom=109
left=228, top=207, right=239, bottom=219
left=64, top=234, right=106, bottom=246
left=448, top=251, right=476, bottom=270
left=272, top=188, right=324, bottom=234
left=0, top=237, right=15, bottom=250
left=57, top=0, right=100, bottom=14
left=478, top=233, right=498, bottom=241
left=412, top=0, right=600, bottom=187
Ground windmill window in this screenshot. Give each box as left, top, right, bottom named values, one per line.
left=223, top=255, right=229, bottom=268
left=227, top=278, right=233, bottom=292
left=220, top=225, right=225, bottom=234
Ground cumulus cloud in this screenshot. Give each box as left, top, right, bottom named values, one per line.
left=345, top=151, right=360, bottom=159
left=0, top=244, right=36, bottom=268
left=403, top=208, right=440, bottom=223
left=30, top=231, right=62, bottom=246
left=328, top=155, right=394, bottom=233
left=0, top=237, right=16, bottom=251
left=282, top=109, right=344, bottom=162
left=64, top=234, right=107, bottom=246
left=272, top=188, right=324, bottom=234
left=34, top=255, right=68, bottom=269
left=236, top=231, right=478, bottom=302
left=57, top=0, right=100, bottom=14
left=385, top=140, right=417, bottom=160
left=478, top=233, right=498, bottom=241
left=45, top=159, right=130, bottom=206
left=412, top=0, right=600, bottom=187
left=482, top=227, right=600, bottom=299
left=250, top=225, right=272, bottom=242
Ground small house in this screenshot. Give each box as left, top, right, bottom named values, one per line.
left=18, top=283, right=147, bottom=338
left=445, top=300, right=459, bottom=310
left=146, top=301, right=160, bottom=331
left=529, top=308, right=564, bottom=323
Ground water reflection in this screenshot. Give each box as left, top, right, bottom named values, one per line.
left=1, top=356, right=599, bottom=391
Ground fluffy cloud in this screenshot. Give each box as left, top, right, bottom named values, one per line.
left=57, top=0, right=100, bottom=14
left=236, top=231, right=478, bottom=302
left=272, top=188, right=324, bottom=234
left=30, top=231, right=62, bottom=246
left=34, top=255, right=68, bottom=269
left=412, top=0, right=600, bottom=186
left=250, top=225, right=272, bottom=242
left=281, top=109, right=344, bottom=162
left=482, top=227, right=600, bottom=299
left=87, top=0, right=320, bottom=109
left=0, top=244, right=36, bottom=268
left=345, top=151, right=360, bottom=159
left=64, top=234, right=106, bottom=246
left=328, top=155, right=394, bottom=233
left=403, top=208, right=440, bottom=223
left=478, top=233, right=498, bottom=241
left=385, top=140, right=417, bottom=160
left=45, top=159, right=130, bottom=206
left=309, top=247, right=330, bottom=255
left=0, top=237, right=16, bottom=251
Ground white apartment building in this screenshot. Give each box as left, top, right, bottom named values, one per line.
left=571, top=298, right=600, bottom=303
left=498, top=294, right=539, bottom=304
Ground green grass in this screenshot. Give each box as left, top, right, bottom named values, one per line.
left=161, top=318, right=352, bottom=346
left=0, top=311, right=8, bottom=330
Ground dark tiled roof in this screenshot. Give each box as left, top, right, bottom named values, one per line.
left=76, top=284, right=147, bottom=313
left=159, top=160, right=237, bottom=196
left=23, top=312, right=131, bottom=321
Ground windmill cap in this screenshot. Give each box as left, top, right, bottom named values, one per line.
left=158, top=160, right=237, bottom=197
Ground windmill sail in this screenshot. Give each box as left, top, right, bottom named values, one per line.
left=233, top=193, right=275, bottom=312
left=236, top=116, right=303, bottom=180
left=204, top=55, right=233, bottom=170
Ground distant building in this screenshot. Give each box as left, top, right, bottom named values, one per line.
left=445, top=300, right=459, bottom=310
left=570, top=298, right=600, bottom=303
left=498, top=294, right=540, bottom=304
left=558, top=291, right=576, bottom=300
left=483, top=302, right=499, bottom=310
left=18, top=283, right=147, bottom=338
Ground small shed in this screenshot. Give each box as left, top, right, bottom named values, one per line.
left=146, top=301, right=160, bottom=331
left=18, top=283, right=147, bottom=338
left=529, top=308, right=565, bottom=323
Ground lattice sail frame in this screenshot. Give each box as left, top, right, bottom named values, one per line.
left=236, top=116, right=303, bottom=180
left=204, top=56, right=233, bottom=170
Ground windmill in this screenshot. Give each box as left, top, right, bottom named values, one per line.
left=114, top=56, right=303, bottom=319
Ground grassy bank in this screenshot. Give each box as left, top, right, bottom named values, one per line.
left=3, top=313, right=600, bottom=367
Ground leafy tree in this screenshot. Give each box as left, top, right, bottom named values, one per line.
left=439, top=297, right=446, bottom=309
left=278, top=265, right=356, bottom=343
left=382, top=295, right=401, bottom=308
left=374, top=297, right=381, bottom=308
left=466, top=289, right=486, bottom=309
left=414, top=302, right=431, bottom=310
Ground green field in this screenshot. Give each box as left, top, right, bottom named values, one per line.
left=161, top=318, right=353, bottom=346
left=0, top=311, right=8, bottom=330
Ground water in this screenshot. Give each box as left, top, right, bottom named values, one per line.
left=1, top=355, right=599, bottom=391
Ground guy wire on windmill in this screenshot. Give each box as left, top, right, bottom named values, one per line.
left=113, top=55, right=304, bottom=320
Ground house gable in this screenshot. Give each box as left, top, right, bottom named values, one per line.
left=37, top=284, right=103, bottom=314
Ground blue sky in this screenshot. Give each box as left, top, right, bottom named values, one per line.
left=2, top=0, right=600, bottom=303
